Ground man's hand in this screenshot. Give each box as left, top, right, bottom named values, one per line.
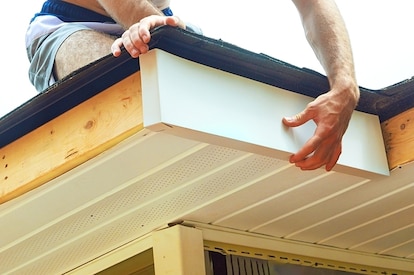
left=288, top=0, right=360, bottom=171
left=282, top=85, right=358, bottom=171
left=111, top=15, right=185, bottom=58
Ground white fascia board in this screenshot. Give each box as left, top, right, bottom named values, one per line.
left=140, top=49, right=389, bottom=177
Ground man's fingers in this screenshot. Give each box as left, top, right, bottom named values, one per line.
left=291, top=139, right=342, bottom=171
left=289, top=135, right=321, bottom=163
left=165, top=16, right=185, bottom=29
left=139, top=15, right=178, bottom=32
left=121, top=30, right=142, bottom=58
left=138, top=16, right=180, bottom=43
left=282, top=110, right=311, bottom=127
left=165, top=16, right=179, bottom=26
left=325, top=145, right=341, bottom=171
left=111, top=38, right=123, bottom=57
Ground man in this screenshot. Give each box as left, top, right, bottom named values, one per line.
left=26, top=0, right=359, bottom=172
left=26, top=0, right=196, bottom=92
left=286, top=0, right=359, bottom=172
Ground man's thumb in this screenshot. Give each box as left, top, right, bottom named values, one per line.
left=282, top=112, right=307, bottom=127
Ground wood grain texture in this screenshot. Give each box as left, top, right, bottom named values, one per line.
left=0, top=72, right=143, bottom=204
left=381, top=108, right=414, bottom=170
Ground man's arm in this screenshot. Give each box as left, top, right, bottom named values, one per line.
left=98, top=0, right=164, bottom=28
left=283, top=0, right=360, bottom=171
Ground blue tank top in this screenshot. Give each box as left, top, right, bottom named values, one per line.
left=31, top=0, right=173, bottom=23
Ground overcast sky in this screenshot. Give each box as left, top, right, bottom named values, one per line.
left=1, top=1, right=413, bottom=118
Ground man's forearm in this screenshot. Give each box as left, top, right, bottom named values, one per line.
left=292, top=0, right=359, bottom=103
left=98, top=0, right=163, bottom=29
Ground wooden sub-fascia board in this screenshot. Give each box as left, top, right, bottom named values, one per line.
left=0, top=51, right=139, bottom=149
left=381, top=107, right=414, bottom=170
left=0, top=72, right=143, bottom=204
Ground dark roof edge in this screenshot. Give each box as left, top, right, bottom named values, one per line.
left=1, top=26, right=412, bottom=148
left=0, top=51, right=138, bottom=148
left=147, top=27, right=413, bottom=121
